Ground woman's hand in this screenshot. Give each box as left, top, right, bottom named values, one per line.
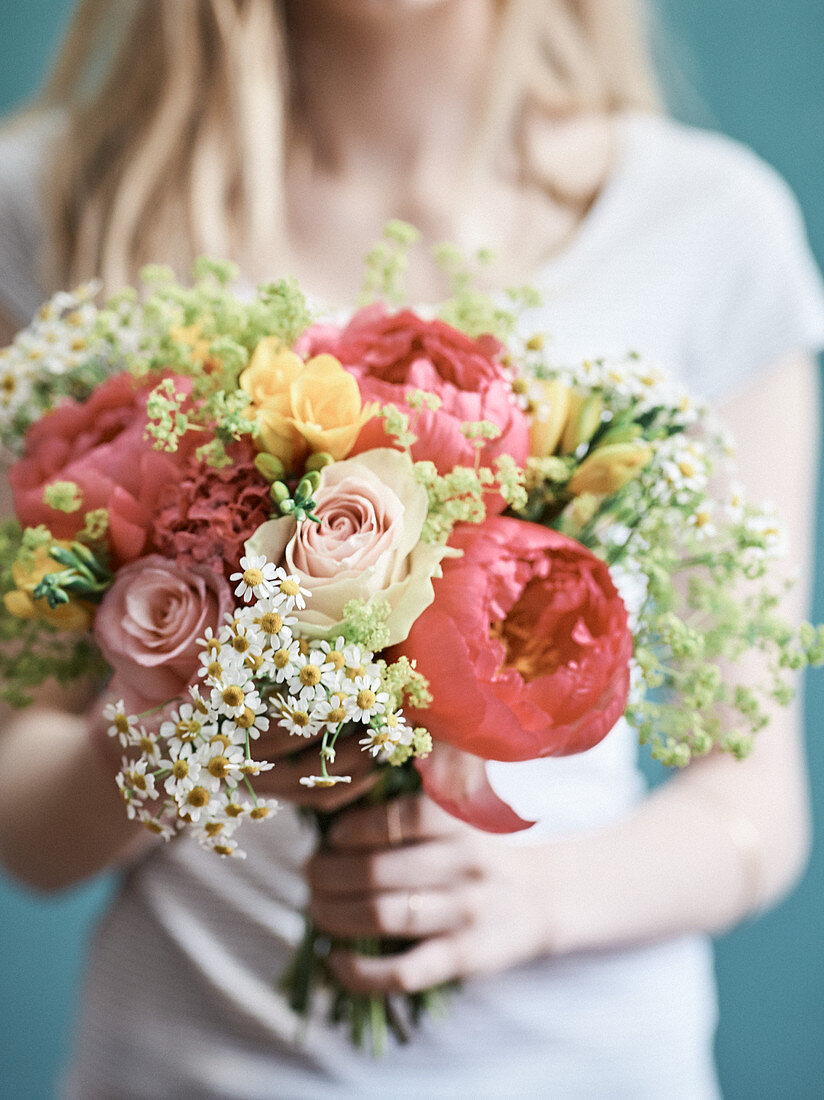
left=249, top=725, right=381, bottom=813
left=306, top=792, right=557, bottom=994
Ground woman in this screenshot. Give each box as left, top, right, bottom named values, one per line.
left=1, top=2, right=822, bottom=1096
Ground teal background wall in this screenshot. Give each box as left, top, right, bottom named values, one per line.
left=1, top=2, right=823, bottom=1097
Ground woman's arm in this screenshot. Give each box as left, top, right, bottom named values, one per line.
left=311, top=351, right=819, bottom=994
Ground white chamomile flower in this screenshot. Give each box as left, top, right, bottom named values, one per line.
left=316, top=636, right=349, bottom=674
left=313, top=692, right=356, bottom=729
left=273, top=567, right=310, bottom=612
left=210, top=675, right=260, bottom=720
left=269, top=637, right=301, bottom=682
left=299, top=774, right=352, bottom=789
left=222, top=696, right=270, bottom=741
left=135, top=808, right=176, bottom=841
left=349, top=675, right=390, bottom=722
left=196, top=626, right=223, bottom=660
left=160, top=703, right=217, bottom=758
left=687, top=505, right=717, bottom=540
left=103, top=700, right=139, bottom=747
left=133, top=725, right=163, bottom=764
left=173, top=780, right=215, bottom=823
left=288, top=652, right=338, bottom=702
left=198, top=742, right=245, bottom=792
left=163, top=751, right=203, bottom=798
left=252, top=598, right=297, bottom=645
left=219, top=620, right=266, bottom=663
left=208, top=839, right=247, bottom=859
left=230, top=554, right=278, bottom=602
left=246, top=796, right=280, bottom=823
left=238, top=758, right=276, bottom=779
left=359, top=711, right=414, bottom=758
left=341, top=643, right=377, bottom=681
left=276, top=701, right=321, bottom=739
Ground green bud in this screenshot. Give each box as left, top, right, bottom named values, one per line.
left=306, top=452, right=333, bottom=473
left=254, top=453, right=286, bottom=483
left=595, top=420, right=642, bottom=448
left=297, top=470, right=321, bottom=496
left=270, top=481, right=290, bottom=504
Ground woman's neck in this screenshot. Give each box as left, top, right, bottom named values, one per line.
left=284, top=0, right=496, bottom=203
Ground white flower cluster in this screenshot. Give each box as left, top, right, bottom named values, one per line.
left=0, top=282, right=141, bottom=452
left=109, top=555, right=417, bottom=856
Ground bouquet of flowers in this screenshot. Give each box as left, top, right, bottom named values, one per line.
left=2, top=225, right=822, bottom=1052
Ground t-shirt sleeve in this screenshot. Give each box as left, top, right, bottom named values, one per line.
left=684, top=146, right=824, bottom=403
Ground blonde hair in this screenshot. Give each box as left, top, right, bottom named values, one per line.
left=36, top=0, right=661, bottom=293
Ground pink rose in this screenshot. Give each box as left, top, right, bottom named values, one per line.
left=247, top=449, right=449, bottom=645
left=9, top=373, right=198, bottom=565
left=94, top=555, right=232, bottom=708
left=299, top=305, right=529, bottom=476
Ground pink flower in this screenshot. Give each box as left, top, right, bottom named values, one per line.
left=94, top=555, right=232, bottom=708
left=247, top=449, right=448, bottom=645
left=392, top=516, right=633, bottom=831
left=299, top=305, right=529, bottom=476
left=9, top=373, right=198, bottom=565
left=398, top=517, right=633, bottom=762
left=152, top=439, right=273, bottom=579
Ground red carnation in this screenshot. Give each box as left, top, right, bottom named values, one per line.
left=298, top=304, right=529, bottom=476
left=152, top=438, right=273, bottom=579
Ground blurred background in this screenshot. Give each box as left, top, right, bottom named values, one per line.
left=0, top=2, right=823, bottom=1097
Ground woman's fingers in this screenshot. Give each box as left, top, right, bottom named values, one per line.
left=327, top=792, right=469, bottom=850
left=308, top=838, right=482, bottom=897
left=310, top=883, right=480, bottom=941
left=252, top=733, right=379, bottom=810
left=328, top=931, right=479, bottom=995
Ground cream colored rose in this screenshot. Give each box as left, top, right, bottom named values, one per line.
left=246, top=449, right=449, bottom=645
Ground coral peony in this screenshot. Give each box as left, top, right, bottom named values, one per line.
left=152, top=438, right=273, bottom=578
left=9, top=373, right=198, bottom=565
left=396, top=516, right=633, bottom=763
left=298, top=304, right=529, bottom=476
left=94, top=555, right=232, bottom=708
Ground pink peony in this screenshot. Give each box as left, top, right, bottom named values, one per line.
left=94, top=555, right=232, bottom=708
left=152, top=439, right=273, bottom=579
left=9, top=373, right=198, bottom=565
left=298, top=304, right=529, bottom=476
left=398, top=516, right=633, bottom=763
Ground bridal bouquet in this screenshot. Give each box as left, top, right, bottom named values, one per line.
left=2, top=225, right=822, bottom=1051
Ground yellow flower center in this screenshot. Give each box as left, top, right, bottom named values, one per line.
left=193, top=696, right=210, bottom=715
left=299, top=664, right=322, bottom=687
left=292, top=710, right=311, bottom=728
left=328, top=706, right=347, bottom=724
left=226, top=803, right=245, bottom=818
left=245, top=654, right=264, bottom=672
left=213, top=844, right=234, bottom=856
left=678, top=460, right=696, bottom=479
left=205, top=821, right=224, bottom=837
left=172, top=760, right=190, bottom=779
left=222, top=685, right=245, bottom=708
left=346, top=664, right=365, bottom=680
left=186, top=786, right=210, bottom=809
left=175, top=718, right=200, bottom=740
left=114, top=714, right=130, bottom=734
left=208, top=755, right=231, bottom=778
left=250, top=806, right=270, bottom=820
left=273, top=648, right=291, bottom=669
left=231, top=635, right=251, bottom=653
left=356, top=689, right=376, bottom=710
left=326, top=650, right=346, bottom=671
left=139, top=736, right=155, bottom=754
left=258, top=611, right=283, bottom=635
left=143, top=820, right=164, bottom=835
left=206, top=638, right=221, bottom=655
left=243, top=567, right=264, bottom=588
left=207, top=660, right=223, bottom=679
left=235, top=707, right=258, bottom=730
left=280, top=578, right=300, bottom=597
left=130, top=772, right=147, bottom=791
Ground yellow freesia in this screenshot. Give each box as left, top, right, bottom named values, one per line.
left=529, top=379, right=572, bottom=458
left=567, top=442, right=653, bottom=497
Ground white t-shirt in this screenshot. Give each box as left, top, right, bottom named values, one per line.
left=2, top=109, right=824, bottom=1100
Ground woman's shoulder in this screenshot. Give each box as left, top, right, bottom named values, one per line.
left=624, top=111, right=809, bottom=246
left=0, top=108, right=64, bottom=325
